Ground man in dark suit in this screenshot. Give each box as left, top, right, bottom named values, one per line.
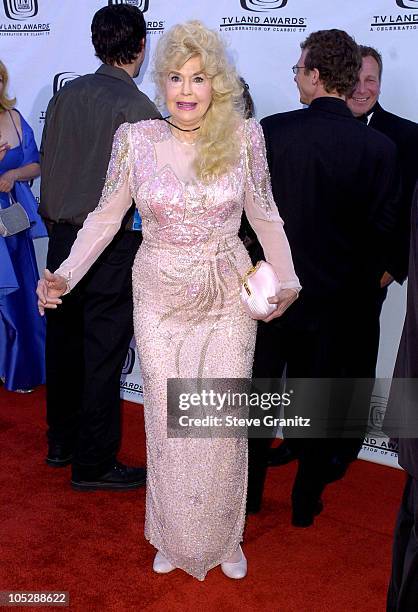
left=385, top=184, right=418, bottom=611
left=267, top=47, right=418, bottom=471
left=348, top=45, right=418, bottom=301
left=247, top=29, right=401, bottom=526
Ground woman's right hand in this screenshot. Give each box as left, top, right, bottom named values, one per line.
left=262, top=288, right=299, bottom=322
left=36, top=269, right=67, bottom=316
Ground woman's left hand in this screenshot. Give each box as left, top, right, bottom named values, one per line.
left=0, top=141, right=10, bottom=163
left=262, top=288, right=299, bottom=322
left=0, top=170, right=16, bottom=192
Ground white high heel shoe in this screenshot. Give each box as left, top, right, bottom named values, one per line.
left=221, top=545, right=247, bottom=579
left=153, top=551, right=176, bottom=574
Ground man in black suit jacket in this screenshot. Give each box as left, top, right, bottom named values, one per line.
left=348, top=45, right=418, bottom=293
left=384, top=184, right=418, bottom=611
left=266, top=48, right=418, bottom=474
left=247, top=30, right=401, bottom=527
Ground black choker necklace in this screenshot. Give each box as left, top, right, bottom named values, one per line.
left=163, top=117, right=201, bottom=132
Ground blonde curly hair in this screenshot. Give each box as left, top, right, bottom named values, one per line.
left=152, top=21, right=245, bottom=182
left=0, top=60, right=16, bottom=112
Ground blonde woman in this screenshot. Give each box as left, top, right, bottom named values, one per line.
left=37, top=22, right=300, bottom=580
left=0, top=60, right=46, bottom=392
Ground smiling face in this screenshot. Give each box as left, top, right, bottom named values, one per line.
left=347, top=55, right=381, bottom=117
left=164, top=55, right=213, bottom=131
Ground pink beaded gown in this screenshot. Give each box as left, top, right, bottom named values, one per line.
left=56, top=118, right=300, bottom=580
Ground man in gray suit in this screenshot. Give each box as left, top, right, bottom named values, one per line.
left=40, top=5, right=160, bottom=491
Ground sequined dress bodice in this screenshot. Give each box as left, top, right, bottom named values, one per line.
left=132, top=121, right=263, bottom=327
left=136, top=124, right=247, bottom=251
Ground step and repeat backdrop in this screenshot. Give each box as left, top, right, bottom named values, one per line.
left=2, top=0, right=417, bottom=467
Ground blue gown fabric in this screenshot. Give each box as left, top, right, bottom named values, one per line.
left=0, top=111, right=46, bottom=391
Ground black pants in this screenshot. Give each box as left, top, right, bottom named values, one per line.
left=45, top=223, right=142, bottom=479
left=387, top=475, right=418, bottom=611
left=248, top=292, right=386, bottom=509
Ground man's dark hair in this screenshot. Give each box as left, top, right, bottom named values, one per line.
left=301, top=29, right=361, bottom=96
left=91, top=5, right=146, bottom=66
left=359, top=45, right=383, bottom=81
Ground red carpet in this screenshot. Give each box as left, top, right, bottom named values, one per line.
left=0, top=386, right=405, bottom=612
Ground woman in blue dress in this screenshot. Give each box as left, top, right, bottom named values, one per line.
left=0, top=60, right=46, bottom=392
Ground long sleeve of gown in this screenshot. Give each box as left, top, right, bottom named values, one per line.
left=243, top=118, right=301, bottom=291
left=55, top=123, right=133, bottom=291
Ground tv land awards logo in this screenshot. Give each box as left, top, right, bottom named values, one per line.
left=39, top=72, right=80, bottom=123
left=0, top=0, right=49, bottom=35
left=362, top=436, right=398, bottom=456
left=108, top=0, right=164, bottom=34
left=108, top=0, right=149, bottom=12
left=120, top=344, right=143, bottom=398
left=221, top=0, right=306, bottom=33
left=120, top=378, right=143, bottom=397
left=53, top=72, right=80, bottom=95
left=122, top=347, right=136, bottom=376
left=362, top=394, right=398, bottom=460
left=368, top=394, right=387, bottom=435
left=370, top=0, right=418, bottom=31
left=396, top=0, right=418, bottom=8
left=147, top=19, right=164, bottom=34
left=3, top=0, right=37, bottom=20
left=240, top=0, right=287, bottom=11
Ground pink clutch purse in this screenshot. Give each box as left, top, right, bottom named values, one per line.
left=240, top=261, right=281, bottom=320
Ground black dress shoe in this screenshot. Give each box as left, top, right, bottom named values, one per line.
left=267, top=441, right=297, bottom=467
left=71, top=462, right=146, bottom=491
left=46, top=443, right=73, bottom=468
left=292, top=498, right=323, bottom=528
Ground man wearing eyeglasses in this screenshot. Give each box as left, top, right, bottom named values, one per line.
left=247, top=29, right=401, bottom=527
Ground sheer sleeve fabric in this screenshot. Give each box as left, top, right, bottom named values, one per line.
left=55, top=123, right=133, bottom=291
left=243, top=118, right=301, bottom=292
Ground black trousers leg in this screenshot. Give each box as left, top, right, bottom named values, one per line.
left=247, top=321, right=319, bottom=510
left=330, top=289, right=386, bottom=464
left=285, top=324, right=337, bottom=511
left=353, top=287, right=387, bottom=378
left=248, top=295, right=383, bottom=514
left=247, top=321, right=286, bottom=511
left=45, top=224, right=141, bottom=479
left=73, top=231, right=140, bottom=478
left=46, top=225, right=84, bottom=448
left=387, top=475, right=418, bottom=612
left=283, top=302, right=377, bottom=511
